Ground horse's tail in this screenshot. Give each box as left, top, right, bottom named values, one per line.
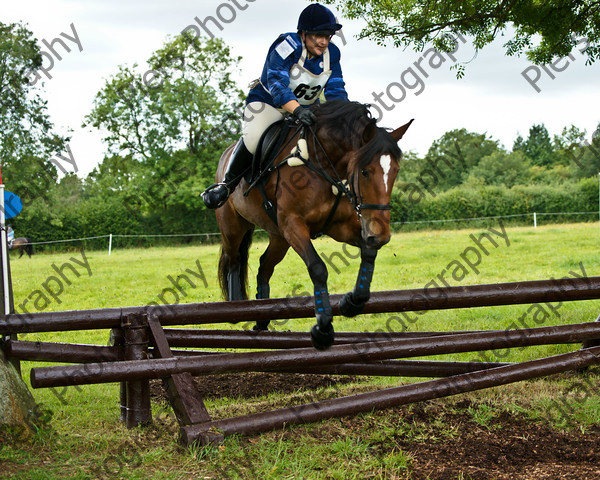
left=218, top=229, right=253, bottom=301
left=25, top=238, right=34, bottom=256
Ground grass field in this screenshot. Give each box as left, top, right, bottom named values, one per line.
left=2, top=222, right=600, bottom=479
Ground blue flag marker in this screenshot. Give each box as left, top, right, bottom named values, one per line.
left=3, top=191, right=23, bottom=219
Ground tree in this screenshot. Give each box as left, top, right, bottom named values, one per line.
left=319, top=0, right=600, bottom=66
left=0, top=22, right=69, bottom=433
left=84, top=32, right=244, bottom=233
left=83, top=155, right=140, bottom=199
left=84, top=32, right=244, bottom=168
left=419, top=128, right=501, bottom=190
left=513, top=124, right=558, bottom=166
left=146, top=34, right=243, bottom=157
left=559, top=122, right=600, bottom=178
left=469, top=150, right=530, bottom=187
left=0, top=22, right=68, bottom=202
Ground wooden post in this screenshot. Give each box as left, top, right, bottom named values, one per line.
left=122, top=314, right=152, bottom=428
left=146, top=315, right=210, bottom=425
left=109, top=327, right=127, bottom=423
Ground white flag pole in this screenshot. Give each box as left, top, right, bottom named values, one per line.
left=0, top=168, right=10, bottom=317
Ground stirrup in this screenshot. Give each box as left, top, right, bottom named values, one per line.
left=202, top=182, right=231, bottom=209
left=203, top=182, right=229, bottom=194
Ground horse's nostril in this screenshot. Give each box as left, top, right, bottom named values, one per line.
left=365, top=235, right=390, bottom=249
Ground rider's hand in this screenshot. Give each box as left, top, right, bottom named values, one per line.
left=293, top=106, right=317, bottom=126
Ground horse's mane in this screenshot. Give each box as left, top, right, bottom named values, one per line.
left=312, top=100, right=376, bottom=149
left=312, top=100, right=401, bottom=166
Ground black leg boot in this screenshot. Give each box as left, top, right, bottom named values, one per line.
left=202, top=140, right=253, bottom=209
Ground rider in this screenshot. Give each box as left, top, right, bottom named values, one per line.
left=202, top=2, right=349, bottom=209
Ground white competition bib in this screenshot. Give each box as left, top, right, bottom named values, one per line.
left=289, top=45, right=332, bottom=105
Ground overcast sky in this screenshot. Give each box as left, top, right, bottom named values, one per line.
left=4, top=0, right=600, bottom=177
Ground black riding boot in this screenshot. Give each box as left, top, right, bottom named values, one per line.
left=202, top=140, right=253, bottom=209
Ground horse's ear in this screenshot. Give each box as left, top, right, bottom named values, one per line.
left=390, top=119, right=414, bottom=141
left=362, top=122, right=377, bottom=145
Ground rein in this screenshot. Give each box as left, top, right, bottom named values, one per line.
left=248, top=119, right=392, bottom=232
left=306, top=125, right=392, bottom=216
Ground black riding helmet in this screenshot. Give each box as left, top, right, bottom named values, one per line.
left=297, top=3, right=342, bottom=34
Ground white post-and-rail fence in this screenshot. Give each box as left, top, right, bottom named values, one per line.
left=10, top=211, right=598, bottom=255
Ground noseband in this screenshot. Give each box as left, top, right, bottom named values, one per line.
left=348, top=164, right=393, bottom=216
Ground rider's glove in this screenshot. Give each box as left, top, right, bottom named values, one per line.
left=293, top=106, right=317, bottom=126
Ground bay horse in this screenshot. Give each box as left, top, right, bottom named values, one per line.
left=10, top=237, right=34, bottom=258
left=215, top=100, right=412, bottom=349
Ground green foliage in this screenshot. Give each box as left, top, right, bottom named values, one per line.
left=417, top=128, right=501, bottom=191
left=391, top=179, right=598, bottom=228
left=0, top=21, right=68, bottom=197
left=69, top=32, right=244, bottom=247
left=83, top=32, right=243, bottom=165
left=513, top=124, right=558, bottom=167
left=564, top=130, right=600, bottom=178
left=468, top=150, right=531, bottom=188
left=4, top=22, right=600, bottom=249
left=319, top=0, right=600, bottom=65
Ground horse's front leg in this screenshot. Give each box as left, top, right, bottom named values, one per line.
left=281, top=217, right=334, bottom=350
left=339, top=247, right=378, bottom=317
left=307, top=250, right=335, bottom=350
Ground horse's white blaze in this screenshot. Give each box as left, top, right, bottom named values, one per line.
left=380, top=155, right=392, bottom=192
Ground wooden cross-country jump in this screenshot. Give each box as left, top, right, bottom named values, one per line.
left=2, top=276, right=600, bottom=444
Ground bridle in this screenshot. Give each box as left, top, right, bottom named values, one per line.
left=348, top=165, right=393, bottom=216
left=294, top=123, right=396, bottom=218
left=271, top=121, right=395, bottom=226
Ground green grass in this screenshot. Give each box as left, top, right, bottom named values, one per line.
left=2, top=222, right=600, bottom=479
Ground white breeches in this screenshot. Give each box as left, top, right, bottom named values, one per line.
left=242, top=102, right=286, bottom=154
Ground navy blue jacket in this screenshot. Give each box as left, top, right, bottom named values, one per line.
left=246, top=32, right=348, bottom=108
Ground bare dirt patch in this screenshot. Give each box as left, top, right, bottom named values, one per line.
left=150, top=372, right=600, bottom=479
left=379, top=403, right=600, bottom=480
left=149, top=371, right=360, bottom=401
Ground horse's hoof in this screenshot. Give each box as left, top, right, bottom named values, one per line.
left=253, top=320, right=270, bottom=331
left=339, top=292, right=366, bottom=317
left=310, top=323, right=334, bottom=350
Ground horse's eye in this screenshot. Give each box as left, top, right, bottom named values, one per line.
left=361, top=169, right=369, bottom=178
